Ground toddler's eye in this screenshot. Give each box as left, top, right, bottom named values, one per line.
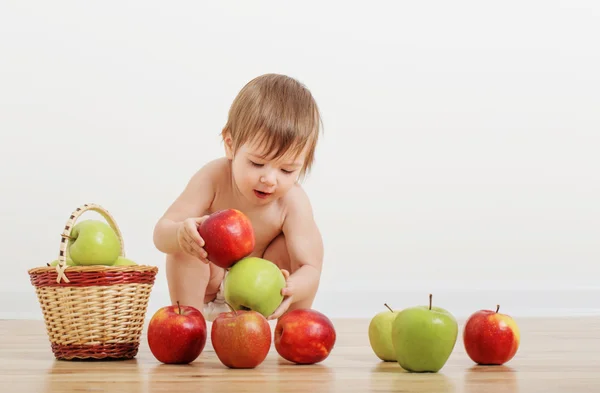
left=281, top=169, right=294, bottom=174
left=249, top=160, right=263, bottom=167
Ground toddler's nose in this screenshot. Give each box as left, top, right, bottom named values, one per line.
left=260, top=172, right=276, bottom=186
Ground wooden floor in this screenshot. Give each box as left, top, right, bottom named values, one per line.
left=2, top=317, right=600, bottom=392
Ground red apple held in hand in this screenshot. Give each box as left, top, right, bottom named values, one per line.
left=463, top=305, right=520, bottom=365
left=198, top=209, right=255, bottom=269
left=274, top=309, right=336, bottom=365
left=211, top=307, right=271, bottom=369
left=147, top=302, right=207, bottom=364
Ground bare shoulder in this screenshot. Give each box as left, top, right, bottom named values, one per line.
left=184, top=156, right=232, bottom=204
left=281, top=183, right=315, bottom=220
left=161, top=158, right=230, bottom=221
left=190, top=157, right=229, bottom=184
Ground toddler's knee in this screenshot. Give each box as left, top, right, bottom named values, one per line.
left=165, top=251, right=212, bottom=290
left=263, top=234, right=291, bottom=269
left=167, top=251, right=209, bottom=270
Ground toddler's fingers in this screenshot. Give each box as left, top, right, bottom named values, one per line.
left=181, top=234, right=198, bottom=254
left=185, top=220, right=205, bottom=246
left=182, top=244, right=195, bottom=257
left=194, top=215, right=210, bottom=225
left=177, top=235, right=193, bottom=256
left=187, top=238, right=207, bottom=259
left=195, top=252, right=210, bottom=264
left=190, top=248, right=208, bottom=264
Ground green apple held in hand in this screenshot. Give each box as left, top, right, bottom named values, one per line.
left=67, top=220, right=120, bottom=266
left=113, top=256, right=137, bottom=266
left=368, top=303, right=399, bottom=361
left=392, top=294, right=458, bottom=373
left=223, top=257, right=286, bottom=318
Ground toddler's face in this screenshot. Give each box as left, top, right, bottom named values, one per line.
left=228, top=137, right=307, bottom=205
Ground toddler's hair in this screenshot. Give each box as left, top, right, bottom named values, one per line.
left=223, top=73, right=322, bottom=179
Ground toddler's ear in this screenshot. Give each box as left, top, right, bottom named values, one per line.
left=222, top=128, right=234, bottom=159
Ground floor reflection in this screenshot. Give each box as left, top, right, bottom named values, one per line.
left=42, top=358, right=143, bottom=393
left=463, top=364, right=519, bottom=393
left=369, top=361, right=456, bottom=393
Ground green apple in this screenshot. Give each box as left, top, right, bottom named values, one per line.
left=67, top=219, right=120, bottom=266
left=48, top=258, right=76, bottom=267
left=223, top=256, right=286, bottom=318
left=392, top=294, right=458, bottom=373
left=113, top=256, right=137, bottom=266
left=368, top=303, right=399, bottom=361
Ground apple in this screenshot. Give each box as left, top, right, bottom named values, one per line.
left=223, top=256, right=286, bottom=317
left=274, top=309, right=336, bottom=364
left=211, top=307, right=271, bottom=369
left=48, top=258, right=76, bottom=267
left=463, top=305, right=520, bottom=365
left=392, top=294, right=458, bottom=373
left=67, top=219, right=120, bottom=266
left=198, top=208, right=255, bottom=269
left=112, top=256, right=137, bottom=266
left=147, top=302, right=207, bottom=364
left=368, top=303, right=399, bottom=361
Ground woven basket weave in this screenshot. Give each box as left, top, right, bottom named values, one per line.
left=27, top=203, right=158, bottom=361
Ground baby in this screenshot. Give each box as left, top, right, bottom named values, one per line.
left=153, top=73, right=324, bottom=321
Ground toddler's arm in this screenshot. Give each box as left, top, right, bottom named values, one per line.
left=269, top=188, right=324, bottom=319
left=153, top=164, right=216, bottom=259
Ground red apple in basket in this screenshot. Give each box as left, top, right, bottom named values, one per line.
left=463, top=305, right=520, bottom=365
left=198, top=209, right=255, bottom=269
left=211, top=307, right=271, bottom=369
left=274, top=309, right=336, bottom=364
left=147, top=302, right=207, bottom=364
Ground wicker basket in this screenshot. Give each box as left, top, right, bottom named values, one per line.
left=27, top=203, right=158, bottom=361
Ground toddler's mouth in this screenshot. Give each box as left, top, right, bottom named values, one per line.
left=254, top=189, right=271, bottom=199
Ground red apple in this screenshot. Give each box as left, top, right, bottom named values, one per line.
left=211, top=308, right=271, bottom=368
left=463, top=305, right=520, bottom=365
left=147, top=302, right=207, bottom=364
left=198, top=208, right=255, bottom=269
left=274, top=309, right=336, bottom=364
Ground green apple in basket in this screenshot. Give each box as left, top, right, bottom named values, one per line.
left=67, top=219, right=121, bottom=266
left=113, top=256, right=137, bottom=266
left=48, top=258, right=77, bottom=267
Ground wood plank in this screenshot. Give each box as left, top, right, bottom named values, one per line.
left=1, top=317, right=600, bottom=392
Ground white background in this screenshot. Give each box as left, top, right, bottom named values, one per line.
left=1, top=1, right=599, bottom=320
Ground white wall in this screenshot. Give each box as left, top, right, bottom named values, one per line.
left=1, top=1, right=599, bottom=320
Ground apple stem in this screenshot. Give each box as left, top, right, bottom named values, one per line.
left=224, top=301, right=237, bottom=316
left=384, top=303, right=394, bottom=312
left=177, top=301, right=181, bottom=314
left=496, top=304, right=500, bottom=313
left=429, top=294, right=432, bottom=310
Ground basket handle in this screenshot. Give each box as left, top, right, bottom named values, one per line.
left=55, top=203, right=126, bottom=283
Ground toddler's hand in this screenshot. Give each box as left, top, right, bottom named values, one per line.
left=177, top=216, right=211, bottom=264
left=268, top=269, right=293, bottom=320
